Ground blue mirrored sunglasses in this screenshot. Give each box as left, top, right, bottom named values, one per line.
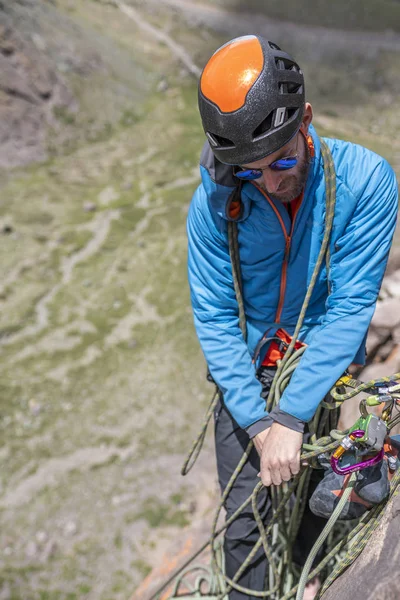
left=235, top=155, right=298, bottom=180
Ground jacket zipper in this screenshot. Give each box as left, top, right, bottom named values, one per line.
left=251, top=184, right=301, bottom=323
left=276, top=235, right=291, bottom=322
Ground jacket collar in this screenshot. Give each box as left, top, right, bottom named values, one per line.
left=199, top=124, right=323, bottom=223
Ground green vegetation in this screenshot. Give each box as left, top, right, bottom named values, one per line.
left=131, top=559, right=152, bottom=578
left=0, top=59, right=208, bottom=600
left=135, top=496, right=190, bottom=528
left=229, top=0, right=400, bottom=32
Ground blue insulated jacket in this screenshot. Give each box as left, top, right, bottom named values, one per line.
left=187, top=125, right=398, bottom=433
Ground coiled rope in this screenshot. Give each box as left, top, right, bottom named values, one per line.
left=152, top=139, right=400, bottom=600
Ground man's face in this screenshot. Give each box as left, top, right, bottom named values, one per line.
left=241, top=131, right=311, bottom=203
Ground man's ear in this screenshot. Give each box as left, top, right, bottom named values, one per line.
left=300, top=103, right=313, bottom=134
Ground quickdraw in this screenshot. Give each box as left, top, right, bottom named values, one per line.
left=331, top=375, right=398, bottom=475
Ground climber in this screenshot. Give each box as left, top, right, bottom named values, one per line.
left=187, top=35, right=398, bottom=599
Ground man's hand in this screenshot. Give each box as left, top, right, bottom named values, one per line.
left=253, top=426, right=271, bottom=456
left=254, top=422, right=302, bottom=487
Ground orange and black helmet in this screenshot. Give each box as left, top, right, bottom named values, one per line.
left=198, top=35, right=305, bottom=165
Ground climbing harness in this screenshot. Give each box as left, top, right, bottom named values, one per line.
left=152, top=140, right=400, bottom=600
left=253, top=328, right=307, bottom=368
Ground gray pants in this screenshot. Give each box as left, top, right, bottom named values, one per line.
left=214, top=371, right=327, bottom=599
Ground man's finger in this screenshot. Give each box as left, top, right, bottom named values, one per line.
left=290, top=455, right=301, bottom=476
left=280, top=464, right=292, bottom=482
left=260, top=463, right=272, bottom=487
left=270, top=468, right=282, bottom=487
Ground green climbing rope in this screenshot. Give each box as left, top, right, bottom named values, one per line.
left=151, top=139, right=400, bottom=600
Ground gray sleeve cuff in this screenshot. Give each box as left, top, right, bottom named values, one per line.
left=269, top=407, right=305, bottom=433
left=245, top=415, right=274, bottom=438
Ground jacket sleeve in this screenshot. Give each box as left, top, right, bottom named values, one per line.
left=277, top=158, right=398, bottom=422
left=187, top=184, right=269, bottom=430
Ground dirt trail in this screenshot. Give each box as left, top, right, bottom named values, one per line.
left=0, top=210, right=120, bottom=346
left=112, top=0, right=201, bottom=77
left=62, top=211, right=120, bottom=285
left=0, top=444, right=137, bottom=509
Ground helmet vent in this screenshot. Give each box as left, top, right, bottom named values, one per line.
left=286, top=107, right=298, bottom=121
left=279, top=82, right=303, bottom=95
left=275, top=57, right=301, bottom=73
left=268, top=41, right=281, bottom=50
left=207, top=131, right=235, bottom=148
left=198, top=37, right=305, bottom=164
left=252, top=111, right=273, bottom=140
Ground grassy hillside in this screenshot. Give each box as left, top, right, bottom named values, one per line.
left=0, top=1, right=399, bottom=599
left=0, top=2, right=217, bottom=598
left=0, top=81, right=216, bottom=598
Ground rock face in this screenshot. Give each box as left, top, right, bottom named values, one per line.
left=0, top=0, right=152, bottom=170
left=0, top=3, right=75, bottom=168
left=321, top=492, right=400, bottom=600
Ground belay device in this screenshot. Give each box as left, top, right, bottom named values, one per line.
left=310, top=376, right=400, bottom=520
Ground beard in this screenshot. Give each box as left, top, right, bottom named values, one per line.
left=258, top=143, right=311, bottom=204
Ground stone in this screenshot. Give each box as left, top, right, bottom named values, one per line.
left=41, top=540, right=57, bottom=562
left=83, top=202, right=97, bottom=212
left=98, top=186, right=120, bottom=206
left=372, top=298, right=400, bottom=329
left=365, top=328, right=387, bottom=355
left=31, top=32, right=46, bottom=51
left=386, top=282, right=400, bottom=298
left=376, top=339, right=395, bottom=361
left=35, top=531, right=48, bottom=544
left=393, top=325, right=400, bottom=345
left=383, top=269, right=400, bottom=298
left=28, top=399, right=42, bottom=416
left=385, top=248, right=400, bottom=276
left=25, top=541, right=38, bottom=558
left=63, top=521, right=77, bottom=536
left=157, top=78, right=169, bottom=92
left=320, top=492, right=400, bottom=600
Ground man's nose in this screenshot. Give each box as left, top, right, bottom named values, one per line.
left=262, top=168, right=282, bottom=193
